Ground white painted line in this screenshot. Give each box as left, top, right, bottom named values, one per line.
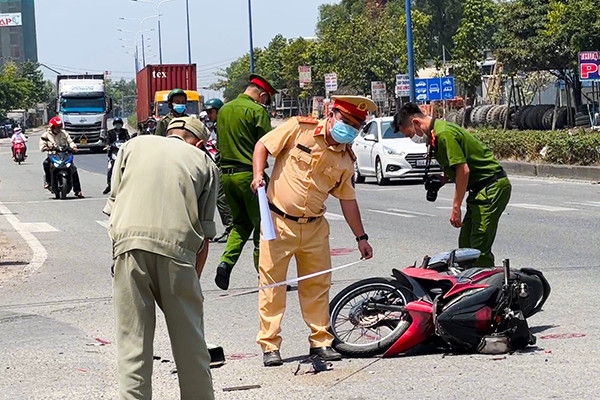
left=0, top=202, right=48, bottom=275
left=509, top=203, right=578, bottom=212
left=325, top=212, right=345, bottom=221
left=564, top=201, right=600, bottom=208
left=436, top=206, right=466, bottom=211
left=368, top=209, right=415, bottom=218
left=96, top=220, right=109, bottom=229
left=356, top=187, right=412, bottom=192
left=388, top=208, right=436, bottom=217
left=1, top=197, right=105, bottom=205
left=21, top=222, right=59, bottom=233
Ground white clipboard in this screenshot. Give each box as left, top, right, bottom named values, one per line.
left=257, top=186, right=276, bottom=240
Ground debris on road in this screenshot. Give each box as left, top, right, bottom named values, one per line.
left=222, top=384, right=261, bottom=392
left=294, top=355, right=333, bottom=375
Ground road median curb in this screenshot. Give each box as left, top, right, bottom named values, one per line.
left=501, top=160, right=600, bottom=182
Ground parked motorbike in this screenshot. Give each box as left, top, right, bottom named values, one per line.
left=329, top=248, right=551, bottom=357
left=48, top=145, right=75, bottom=200
left=12, top=141, right=26, bottom=164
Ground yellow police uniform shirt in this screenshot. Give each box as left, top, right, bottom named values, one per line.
left=103, top=135, right=219, bottom=265
left=260, top=117, right=356, bottom=218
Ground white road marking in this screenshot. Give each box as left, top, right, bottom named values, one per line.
left=20, top=222, right=59, bottom=233
left=1, top=197, right=105, bottom=205
left=509, top=203, right=578, bottom=212
left=356, top=187, right=412, bottom=192
left=0, top=202, right=48, bottom=275
left=368, top=209, right=415, bottom=218
left=96, top=220, right=109, bottom=229
left=565, top=201, right=600, bottom=208
left=436, top=206, right=466, bottom=211
left=325, top=212, right=345, bottom=221
left=388, top=208, right=436, bottom=217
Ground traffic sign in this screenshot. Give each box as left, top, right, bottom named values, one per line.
left=427, top=78, right=442, bottom=101
left=415, top=78, right=428, bottom=102
left=413, top=77, right=455, bottom=102
left=325, top=73, right=338, bottom=92
left=441, top=77, right=455, bottom=100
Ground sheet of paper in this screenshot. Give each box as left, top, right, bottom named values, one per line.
left=258, top=186, right=276, bottom=241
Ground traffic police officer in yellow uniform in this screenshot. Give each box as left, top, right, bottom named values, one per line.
left=392, top=102, right=511, bottom=267
left=251, top=96, right=376, bottom=367
left=104, top=116, right=218, bottom=399
left=215, top=74, right=275, bottom=290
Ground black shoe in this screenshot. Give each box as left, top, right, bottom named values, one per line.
left=211, top=232, right=228, bottom=243
left=102, top=186, right=111, bottom=195
left=309, top=346, right=342, bottom=361
left=263, top=350, right=283, bottom=367
left=215, top=262, right=233, bottom=290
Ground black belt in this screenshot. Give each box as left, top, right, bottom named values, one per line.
left=221, top=165, right=253, bottom=174
left=268, top=203, right=320, bottom=224
left=470, top=170, right=508, bottom=194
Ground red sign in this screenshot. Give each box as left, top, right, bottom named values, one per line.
left=579, top=52, right=600, bottom=81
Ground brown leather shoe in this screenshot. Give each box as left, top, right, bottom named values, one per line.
left=309, top=346, right=342, bottom=361
left=263, top=350, right=283, bottom=367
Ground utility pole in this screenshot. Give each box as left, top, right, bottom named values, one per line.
left=248, top=0, right=255, bottom=73
left=185, top=0, right=191, bottom=63
left=405, top=0, right=415, bottom=102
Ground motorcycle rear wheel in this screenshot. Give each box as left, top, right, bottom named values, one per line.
left=329, top=278, right=415, bottom=357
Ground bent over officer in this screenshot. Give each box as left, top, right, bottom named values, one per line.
left=392, top=102, right=511, bottom=267
left=155, top=88, right=188, bottom=136
left=251, top=96, right=376, bottom=367
left=104, top=116, right=217, bottom=399
left=215, top=74, right=275, bottom=290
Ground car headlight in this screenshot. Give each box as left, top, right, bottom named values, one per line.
left=383, top=146, right=405, bottom=157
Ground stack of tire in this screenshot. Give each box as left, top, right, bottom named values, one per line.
left=446, top=104, right=577, bottom=130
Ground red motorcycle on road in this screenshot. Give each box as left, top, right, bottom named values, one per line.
left=12, top=141, right=26, bottom=164
left=329, top=249, right=551, bottom=357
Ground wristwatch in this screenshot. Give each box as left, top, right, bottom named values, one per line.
left=355, top=233, right=369, bottom=242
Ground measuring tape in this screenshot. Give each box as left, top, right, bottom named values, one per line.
left=208, top=259, right=364, bottom=301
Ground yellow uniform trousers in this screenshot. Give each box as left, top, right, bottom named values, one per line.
left=113, top=249, right=214, bottom=400
left=257, top=213, right=334, bottom=352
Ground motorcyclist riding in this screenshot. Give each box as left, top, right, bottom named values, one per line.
left=103, top=117, right=130, bottom=194
left=144, top=117, right=157, bottom=135
left=40, top=117, right=84, bottom=198
left=10, top=127, right=27, bottom=160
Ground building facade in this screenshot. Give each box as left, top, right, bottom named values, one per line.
left=0, top=0, right=37, bottom=64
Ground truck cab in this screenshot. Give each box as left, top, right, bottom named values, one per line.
left=57, top=74, right=112, bottom=151
left=154, top=90, right=202, bottom=119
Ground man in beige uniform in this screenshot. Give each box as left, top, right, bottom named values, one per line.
left=104, top=117, right=218, bottom=399
left=252, top=96, right=376, bottom=367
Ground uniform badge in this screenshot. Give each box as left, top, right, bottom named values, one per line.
left=314, top=126, right=323, bottom=135
left=357, top=102, right=368, bottom=112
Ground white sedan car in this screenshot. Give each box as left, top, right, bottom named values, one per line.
left=353, top=116, right=441, bottom=185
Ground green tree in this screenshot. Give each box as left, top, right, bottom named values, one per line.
left=20, top=61, right=54, bottom=107
left=413, top=0, right=465, bottom=60
left=452, top=0, right=498, bottom=100
left=0, top=62, right=35, bottom=117
left=106, top=78, right=137, bottom=116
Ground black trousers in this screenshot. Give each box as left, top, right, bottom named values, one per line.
left=43, top=158, right=82, bottom=193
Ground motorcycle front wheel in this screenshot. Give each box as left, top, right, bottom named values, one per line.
left=59, top=174, right=68, bottom=200
left=329, top=278, right=415, bottom=357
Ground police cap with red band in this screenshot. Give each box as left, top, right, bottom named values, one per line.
left=331, top=95, right=377, bottom=123
left=249, top=73, right=277, bottom=96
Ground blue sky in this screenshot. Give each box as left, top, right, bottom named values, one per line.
left=36, top=0, right=336, bottom=94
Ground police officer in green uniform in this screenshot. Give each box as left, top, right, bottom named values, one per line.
left=104, top=116, right=217, bottom=399
left=215, top=74, right=275, bottom=290
left=392, top=103, right=511, bottom=267
left=155, top=88, right=188, bottom=136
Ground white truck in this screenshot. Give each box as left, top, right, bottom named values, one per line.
left=56, top=74, right=112, bottom=151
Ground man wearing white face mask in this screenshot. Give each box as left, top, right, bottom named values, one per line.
left=392, top=102, right=511, bottom=268
left=251, top=95, right=376, bottom=367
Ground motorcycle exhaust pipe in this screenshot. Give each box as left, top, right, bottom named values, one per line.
left=503, top=259, right=510, bottom=287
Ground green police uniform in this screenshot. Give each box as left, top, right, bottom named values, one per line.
left=104, top=132, right=218, bottom=400
left=155, top=111, right=187, bottom=137
left=217, top=93, right=272, bottom=270
left=432, top=119, right=511, bottom=267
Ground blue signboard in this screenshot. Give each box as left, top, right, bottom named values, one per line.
left=415, top=78, right=428, bottom=102
left=413, top=77, right=455, bottom=102
left=441, top=77, right=455, bottom=100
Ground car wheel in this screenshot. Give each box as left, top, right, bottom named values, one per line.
left=375, top=158, right=389, bottom=186
left=354, top=163, right=365, bottom=184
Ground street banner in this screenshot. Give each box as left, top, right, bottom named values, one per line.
left=325, top=73, right=338, bottom=92
left=395, top=74, right=410, bottom=97
left=0, top=13, right=22, bottom=27
left=299, top=66, right=311, bottom=88
left=371, top=81, right=387, bottom=101
left=579, top=52, right=600, bottom=81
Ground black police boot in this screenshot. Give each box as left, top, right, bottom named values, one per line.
left=309, top=346, right=342, bottom=361
left=263, top=350, right=283, bottom=367
left=215, top=261, right=233, bottom=290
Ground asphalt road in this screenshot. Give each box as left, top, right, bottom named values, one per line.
left=0, top=130, right=599, bottom=399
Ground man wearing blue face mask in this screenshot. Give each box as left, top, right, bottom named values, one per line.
left=251, top=95, right=376, bottom=367
left=155, top=88, right=188, bottom=136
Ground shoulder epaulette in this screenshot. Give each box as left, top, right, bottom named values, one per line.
left=346, top=146, right=357, bottom=162
left=296, top=116, right=318, bottom=124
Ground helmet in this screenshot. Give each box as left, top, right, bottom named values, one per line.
left=168, top=88, right=187, bottom=102
left=204, top=98, right=224, bottom=110
left=113, top=117, right=123, bottom=124
left=49, top=117, right=62, bottom=127
left=199, top=111, right=208, bottom=119
left=13, top=127, right=22, bottom=134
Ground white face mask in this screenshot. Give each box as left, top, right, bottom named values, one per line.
left=410, top=122, right=426, bottom=143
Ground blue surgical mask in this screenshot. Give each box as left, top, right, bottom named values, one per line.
left=331, top=120, right=359, bottom=144
left=173, top=104, right=186, bottom=114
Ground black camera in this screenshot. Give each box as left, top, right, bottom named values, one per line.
left=424, top=174, right=443, bottom=202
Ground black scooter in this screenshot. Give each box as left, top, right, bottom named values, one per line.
left=48, top=145, right=75, bottom=200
